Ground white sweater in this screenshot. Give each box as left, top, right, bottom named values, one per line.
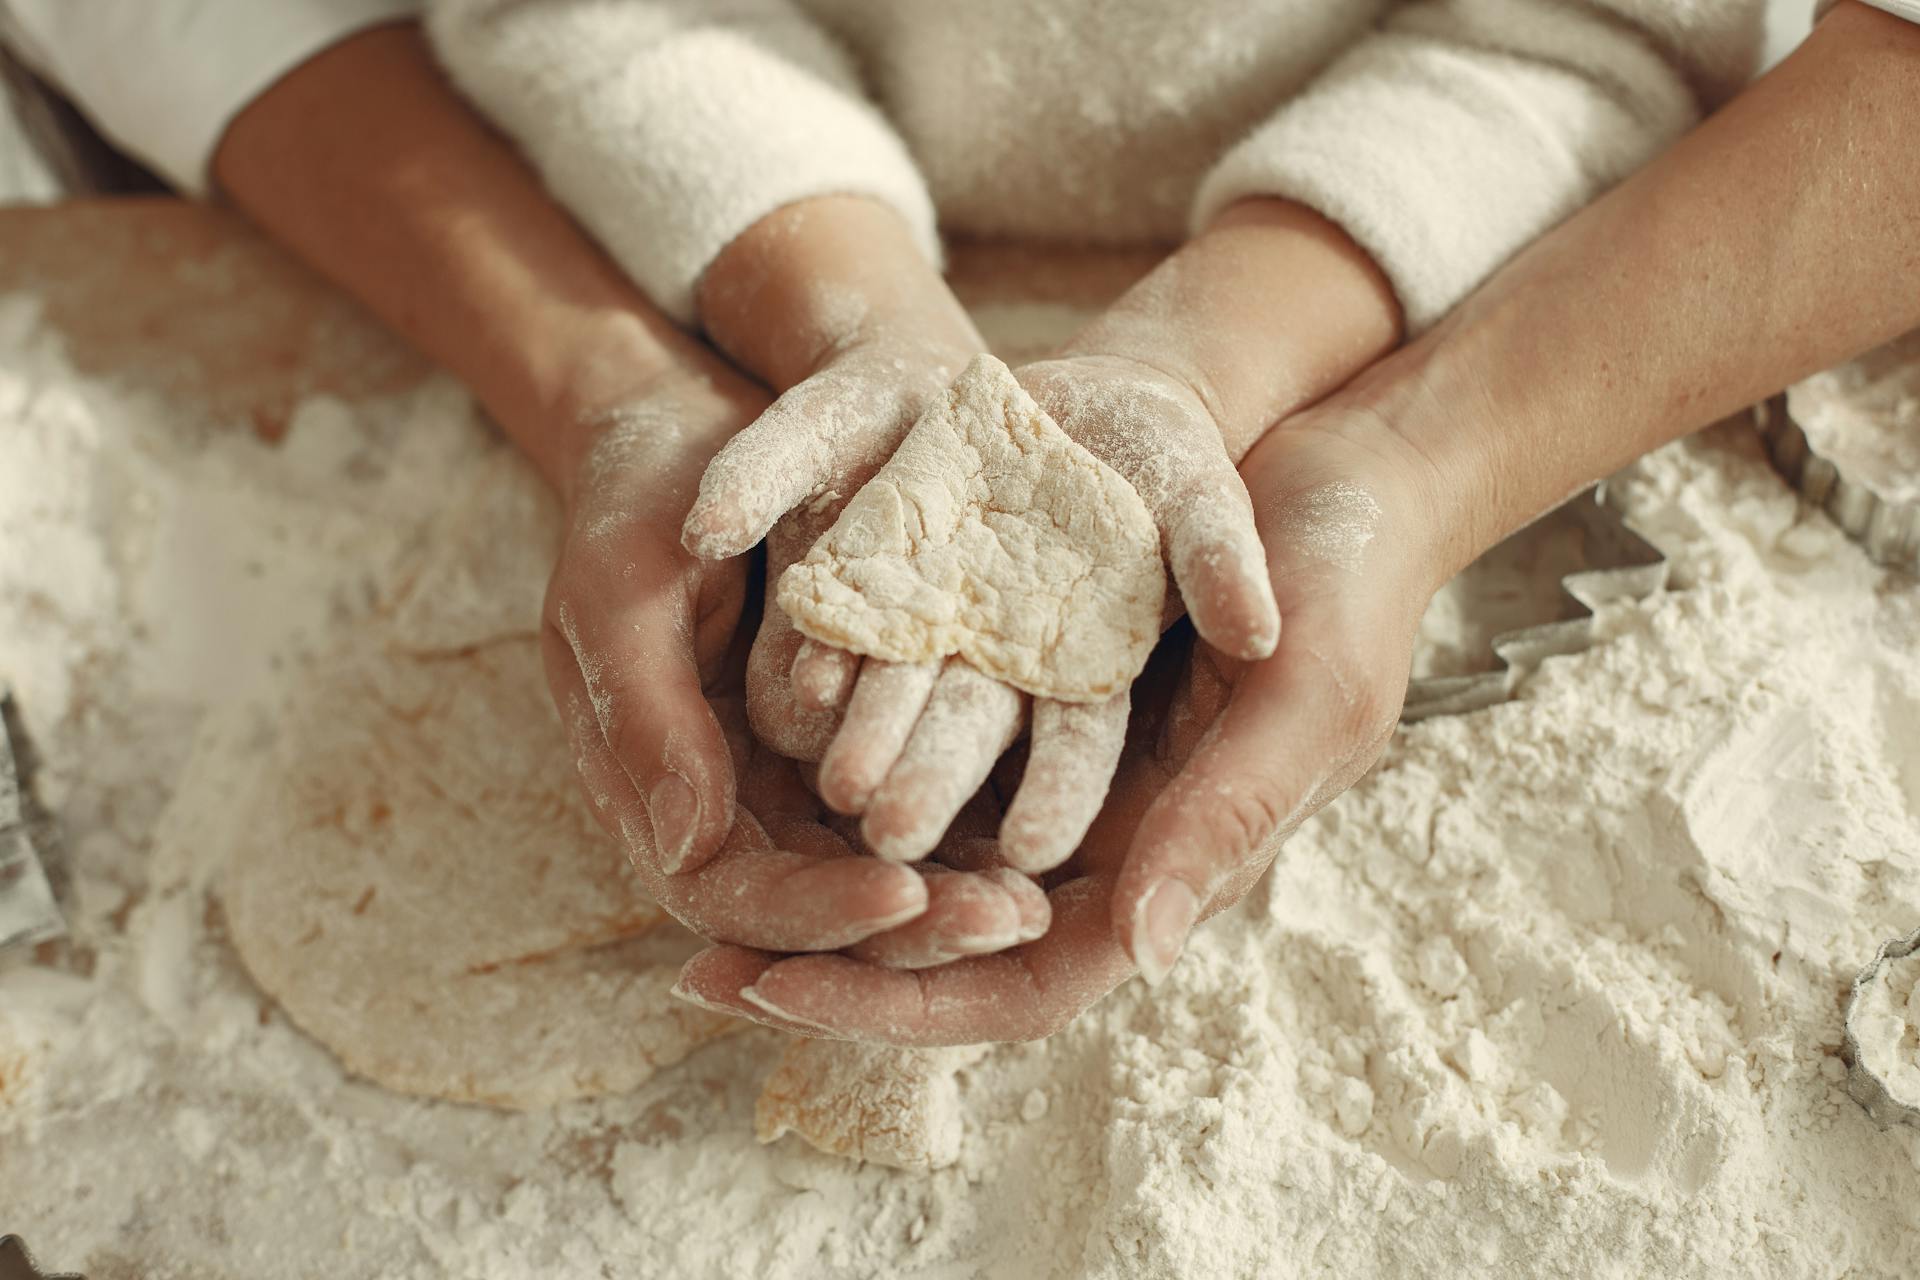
left=0, top=1, right=1811, bottom=334
left=424, top=0, right=1769, bottom=331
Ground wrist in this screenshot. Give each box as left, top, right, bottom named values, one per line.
left=1062, top=197, right=1401, bottom=462
left=698, top=195, right=979, bottom=392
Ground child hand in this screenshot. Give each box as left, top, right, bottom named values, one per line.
left=798, top=352, right=1281, bottom=873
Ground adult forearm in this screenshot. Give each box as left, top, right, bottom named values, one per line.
left=212, top=23, right=722, bottom=497
left=1358, top=0, right=1920, bottom=577
left=1063, top=197, right=1403, bottom=461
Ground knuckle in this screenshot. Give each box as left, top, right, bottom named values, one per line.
left=1204, top=780, right=1292, bottom=868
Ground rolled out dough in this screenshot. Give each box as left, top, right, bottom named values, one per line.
left=777, top=354, right=1164, bottom=702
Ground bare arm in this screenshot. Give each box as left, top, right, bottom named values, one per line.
left=211, top=24, right=958, bottom=950
left=213, top=22, right=715, bottom=496
left=1359, top=0, right=1920, bottom=578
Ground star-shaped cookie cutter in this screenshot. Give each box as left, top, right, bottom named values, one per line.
left=1401, top=483, right=1670, bottom=721
left=0, top=691, right=65, bottom=954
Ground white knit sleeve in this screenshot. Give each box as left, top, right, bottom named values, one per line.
left=1192, top=0, right=1767, bottom=333
left=0, top=0, right=418, bottom=194
left=1819, top=0, right=1920, bottom=24
left=426, top=0, right=939, bottom=328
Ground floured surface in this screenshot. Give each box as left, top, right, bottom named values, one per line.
left=779, top=354, right=1163, bottom=702
left=1788, top=327, right=1920, bottom=505
left=5, top=293, right=1920, bottom=1278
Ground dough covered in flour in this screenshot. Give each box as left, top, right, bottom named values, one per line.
left=223, top=457, right=735, bottom=1109
left=777, top=354, right=1163, bottom=702
left=756, top=1041, right=986, bottom=1172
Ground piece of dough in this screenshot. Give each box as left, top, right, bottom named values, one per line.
left=223, top=454, right=734, bottom=1109
left=778, top=354, right=1163, bottom=703
left=756, top=1041, right=986, bottom=1172
left=222, top=632, right=741, bottom=1108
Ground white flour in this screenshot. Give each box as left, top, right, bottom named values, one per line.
left=4, top=294, right=1920, bottom=1277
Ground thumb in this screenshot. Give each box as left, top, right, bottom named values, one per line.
left=680, top=363, right=923, bottom=560
left=1112, top=600, right=1406, bottom=984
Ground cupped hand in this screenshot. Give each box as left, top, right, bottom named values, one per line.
left=673, top=406, right=1448, bottom=1042
left=798, top=352, right=1286, bottom=876
left=539, top=360, right=1044, bottom=965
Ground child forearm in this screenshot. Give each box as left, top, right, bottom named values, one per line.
left=212, top=24, right=727, bottom=499
left=1061, top=197, right=1403, bottom=462
left=1351, top=0, right=1920, bottom=578
left=697, top=195, right=981, bottom=395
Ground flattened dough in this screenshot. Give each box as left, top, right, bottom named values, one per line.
left=778, top=354, right=1163, bottom=702
left=223, top=454, right=734, bottom=1109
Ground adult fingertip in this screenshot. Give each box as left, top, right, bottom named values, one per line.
left=739, top=983, right=839, bottom=1034
left=1129, top=878, right=1199, bottom=986
left=673, top=946, right=774, bottom=1013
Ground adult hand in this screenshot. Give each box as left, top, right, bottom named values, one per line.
left=539, top=362, right=1046, bottom=966
left=673, top=406, right=1445, bottom=1041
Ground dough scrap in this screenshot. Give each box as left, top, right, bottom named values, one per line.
left=777, top=354, right=1163, bottom=703
left=756, top=1041, right=985, bottom=1172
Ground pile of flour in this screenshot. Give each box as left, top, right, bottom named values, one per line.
left=4, top=294, right=1920, bottom=1277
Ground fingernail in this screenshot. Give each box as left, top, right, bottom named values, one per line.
left=647, top=773, right=700, bottom=873
left=933, top=925, right=1021, bottom=953
left=668, top=978, right=737, bottom=1016
left=1133, top=879, right=1199, bottom=986
left=739, top=984, right=838, bottom=1034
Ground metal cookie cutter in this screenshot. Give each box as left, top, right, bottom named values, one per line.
left=1758, top=328, right=1920, bottom=572
left=0, top=1234, right=84, bottom=1280
left=1841, top=924, right=1920, bottom=1130
left=0, top=690, right=64, bottom=955
left=1402, top=484, right=1670, bottom=722
left=1759, top=396, right=1920, bottom=572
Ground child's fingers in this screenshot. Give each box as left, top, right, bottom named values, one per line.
left=816, top=658, right=940, bottom=814
left=845, top=867, right=1049, bottom=969
left=1162, top=465, right=1281, bottom=662
left=998, top=693, right=1130, bottom=874
left=542, top=635, right=932, bottom=950
left=791, top=637, right=861, bottom=712
left=681, top=364, right=922, bottom=562
left=542, top=579, right=735, bottom=877
left=744, top=600, right=843, bottom=764
left=860, top=662, right=1025, bottom=862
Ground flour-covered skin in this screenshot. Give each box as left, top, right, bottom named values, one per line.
left=781, top=351, right=1286, bottom=869
left=778, top=356, right=1166, bottom=702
